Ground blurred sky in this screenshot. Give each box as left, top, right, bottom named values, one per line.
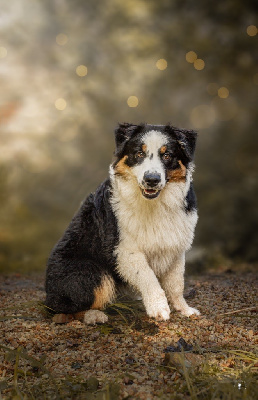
left=0, top=0, right=257, bottom=272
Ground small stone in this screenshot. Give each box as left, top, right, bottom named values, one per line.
left=185, top=288, right=197, bottom=299
left=163, top=352, right=203, bottom=371
left=125, top=356, right=135, bottom=364
left=164, top=337, right=193, bottom=353
left=123, top=376, right=134, bottom=385
left=71, top=362, right=82, bottom=370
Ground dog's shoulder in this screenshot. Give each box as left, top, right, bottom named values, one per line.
left=76, top=177, right=118, bottom=239
left=81, top=178, right=113, bottom=216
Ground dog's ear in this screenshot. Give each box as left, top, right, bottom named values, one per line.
left=165, top=125, right=197, bottom=161
left=176, top=129, right=197, bottom=161
left=114, top=123, right=144, bottom=155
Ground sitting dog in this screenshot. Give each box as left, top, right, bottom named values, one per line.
left=45, top=123, right=200, bottom=324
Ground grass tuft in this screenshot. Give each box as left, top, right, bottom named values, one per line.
left=164, top=347, right=258, bottom=400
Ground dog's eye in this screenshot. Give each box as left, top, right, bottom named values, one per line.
left=162, top=153, right=172, bottom=161
left=135, top=151, right=145, bottom=159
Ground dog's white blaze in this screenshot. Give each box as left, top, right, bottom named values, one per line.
left=132, top=130, right=167, bottom=189
left=109, top=131, right=199, bottom=320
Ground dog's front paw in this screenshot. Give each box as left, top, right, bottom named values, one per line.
left=172, top=296, right=200, bottom=317
left=179, top=306, right=200, bottom=317
left=145, top=292, right=170, bottom=321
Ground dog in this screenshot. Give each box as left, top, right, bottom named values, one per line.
left=45, top=123, right=200, bottom=324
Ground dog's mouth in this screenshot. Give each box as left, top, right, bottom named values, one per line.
left=141, top=188, right=161, bottom=199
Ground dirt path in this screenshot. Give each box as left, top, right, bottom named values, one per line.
left=0, top=270, right=257, bottom=399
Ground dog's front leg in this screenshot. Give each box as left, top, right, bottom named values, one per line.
left=116, top=246, right=170, bottom=321
left=160, top=253, right=200, bottom=317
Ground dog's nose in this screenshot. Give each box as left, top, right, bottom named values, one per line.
left=143, top=172, right=161, bottom=187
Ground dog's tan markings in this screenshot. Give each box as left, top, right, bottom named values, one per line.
left=167, top=160, right=186, bottom=182
left=52, top=313, right=74, bottom=323
left=73, top=311, right=86, bottom=321
left=142, top=144, right=147, bottom=153
left=160, top=145, right=167, bottom=154
left=114, top=156, right=133, bottom=178
left=91, top=275, right=116, bottom=310
left=72, top=275, right=115, bottom=322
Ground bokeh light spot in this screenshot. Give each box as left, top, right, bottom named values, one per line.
left=76, top=65, right=88, bottom=77
left=218, top=87, right=229, bottom=99
left=127, top=96, right=139, bottom=107
left=246, top=25, right=257, bottom=36
left=207, top=83, right=219, bottom=96
left=55, top=98, right=67, bottom=110
left=194, top=59, right=205, bottom=70
left=156, top=59, right=167, bottom=70
left=190, top=105, right=216, bottom=129
left=56, top=33, right=68, bottom=45
left=0, top=47, right=7, bottom=58
left=186, top=51, right=197, bottom=63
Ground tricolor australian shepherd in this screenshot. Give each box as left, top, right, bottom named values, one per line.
left=45, top=123, right=200, bottom=324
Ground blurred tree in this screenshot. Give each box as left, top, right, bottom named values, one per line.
left=0, top=0, right=257, bottom=272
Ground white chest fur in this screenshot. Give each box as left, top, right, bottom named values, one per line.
left=110, top=171, right=198, bottom=277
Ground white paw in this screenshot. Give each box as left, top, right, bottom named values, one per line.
left=180, top=306, right=200, bottom=317
left=145, top=291, right=170, bottom=321
left=83, top=310, right=108, bottom=325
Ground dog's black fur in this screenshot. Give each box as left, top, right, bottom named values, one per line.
left=45, top=179, right=121, bottom=314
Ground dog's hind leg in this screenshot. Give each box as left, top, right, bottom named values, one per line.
left=74, top=273, right=116, bottom=324
left=46, top=261, right=116, bottom=324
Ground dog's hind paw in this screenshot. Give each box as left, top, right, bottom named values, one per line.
left=83, top=310, right=108, bottom=325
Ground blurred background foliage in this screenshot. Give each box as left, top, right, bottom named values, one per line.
left=0, top=0, right=257, bottom=273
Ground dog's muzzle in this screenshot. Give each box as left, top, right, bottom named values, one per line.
left=141, top=172, right=162, bottom=199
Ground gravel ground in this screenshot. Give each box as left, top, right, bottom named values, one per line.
left=0, top=268, right=257, bottom=399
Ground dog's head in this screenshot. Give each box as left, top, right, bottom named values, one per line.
left=113, top=123, right=197, bottom=200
